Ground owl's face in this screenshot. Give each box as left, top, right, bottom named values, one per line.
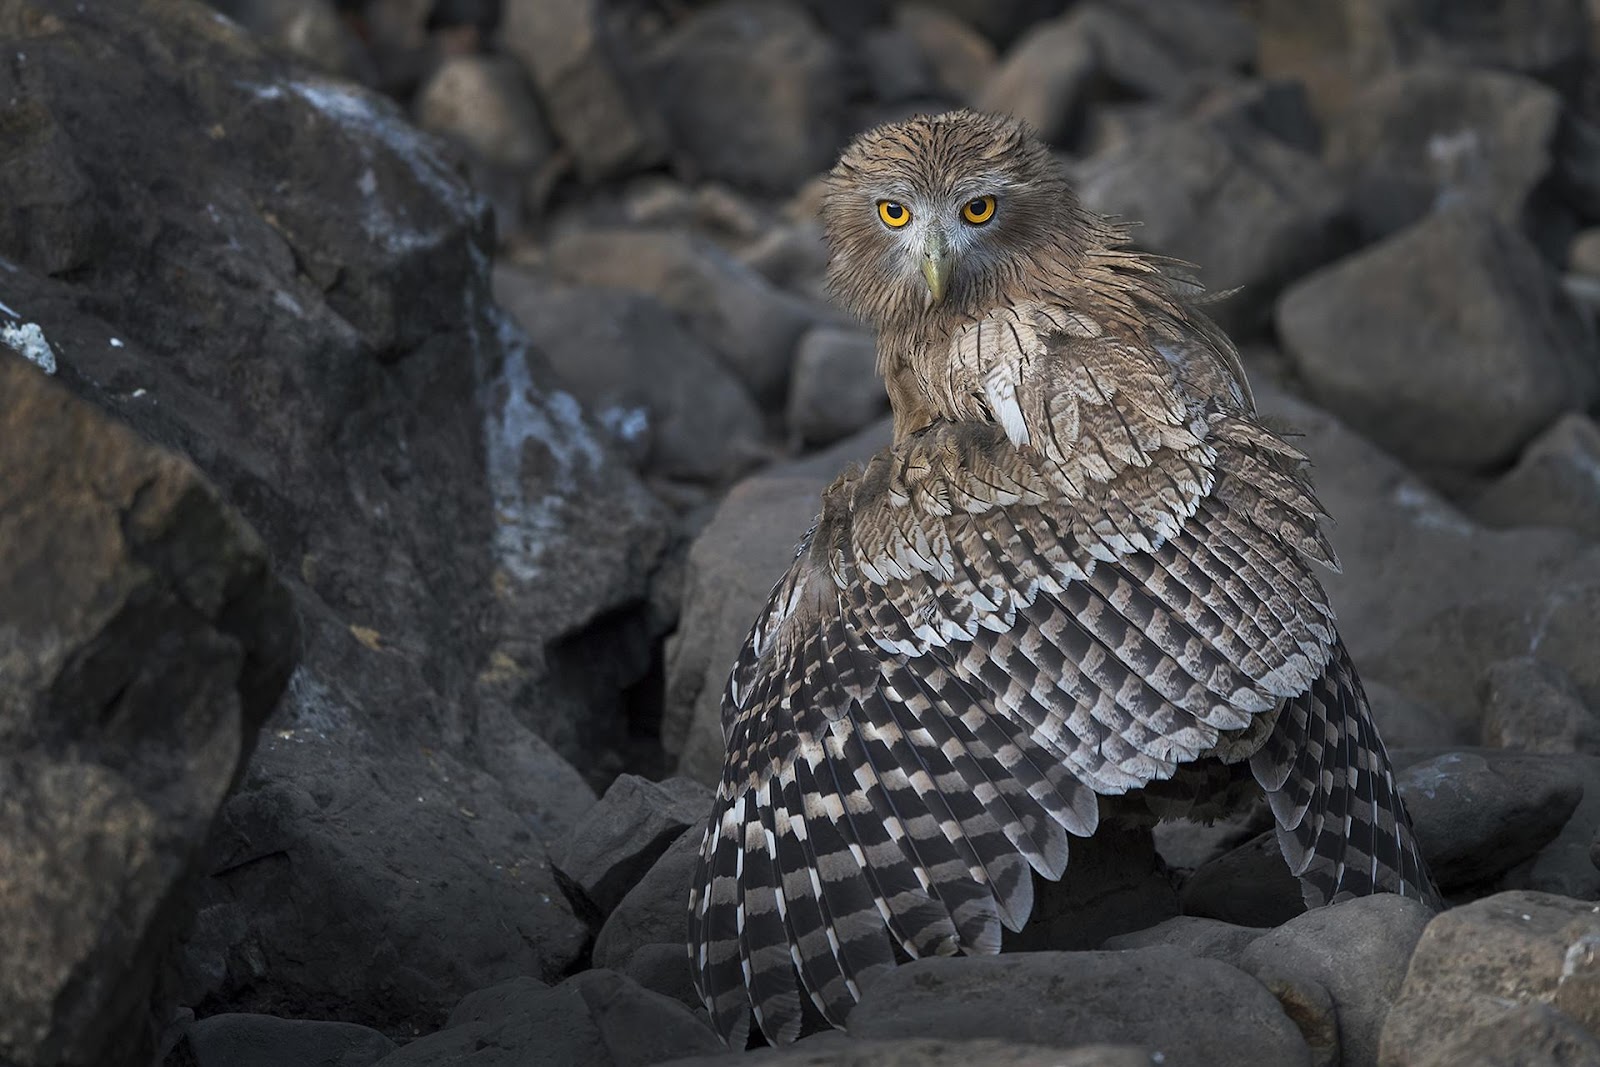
left=821, top=110, right=1080, bottom=327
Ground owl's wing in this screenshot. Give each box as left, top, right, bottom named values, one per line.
left=687, top=319, right=1436, bottom=1046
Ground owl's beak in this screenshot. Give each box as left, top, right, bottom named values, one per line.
left=920, top=228, right=953, bottom=304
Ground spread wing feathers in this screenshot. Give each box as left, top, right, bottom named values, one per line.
left=1249, top=642, right=1443, bottom=909
left=689, top=323, right=1406, bottom=1044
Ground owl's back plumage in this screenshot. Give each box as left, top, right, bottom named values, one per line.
left=687, top=110, right=1439, bottom=1046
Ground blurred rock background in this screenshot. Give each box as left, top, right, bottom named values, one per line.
left=3, top=1, right=1600, bottom=1065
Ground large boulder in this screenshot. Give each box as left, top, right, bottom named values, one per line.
left=0, top=357, right=297, bottom=1067
left=0, top=0, right=666, bottom=1035
left=1472, top=414, right=1600, bottom=542
left=849, top=947, right=1311, bottom=1066
left=1379, top=891, right=1600, bottom=1066
left=1277, top=209, right=1598, bottom=470
left=1326, top=65, right=1567, bottom=243
left=1074, top=112, right=1351, bottom=336
left=645, top=0, right=847, bottom=194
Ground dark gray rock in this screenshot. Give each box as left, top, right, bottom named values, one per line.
left=1327, top=65, right=1566, bottom=242
left=1277, top=208, right=1597, bottom=470
left=786, top=326, right=887, bottom=448
left=1240, top=895, right=1434, bottom=1067
left=1379, top=890, right=1600, bottom=1067
left=492, top=271, right=768, bottom=483
left=0, top=358, right=296, bottom=1067
left=646, top=0, right=846, bottom=193
left=973, top=13, right=1097, bottom=145
left=1075, top=112, right=1350, bottom=336
left=176, top=726, right=592, bottom=1035
left=1100, top=0, right=1256, bottom=75
left=1496, top=754, right=1600, bottom=901
left=414, top=54, right=555, bottom=233
left=909, top=0, right=1069, bottom=47
left=209, top=0, right=376, bottom=82
left=1480, top=656, right=1600, bottom=755
left=0, top=0, right=668, bottom=1035
left=892, top=3, right=997, bottom=104
left=546, top=228, right=826, bottom=404
left=592, top=828, right=701, bottom=971
left=555, top=775, right=712, bottom=917
left=1397, top=750, right=1585, bottom=889
left=849, top=947, right=1310, bottom=1067
left=664, top=420, right=893, bottom=784
left=1180, top=830, right=1305, bottom=928
left=1252, top=383, right=1600, bottom=754
left=500, top=0, right=666, bottom=182
left=1473, top=414, right=1600, bottom=542
left=1101, top=915, right=1263, bottom=968
left=372, top=970, right=721, bottom=1067
left=1004, top=826, right=1179, bottom=952
left=621, top=943, right=700, bottom=1011
left=181, top=1013, right=396, bottom=1067
left=660, top=1038, right=1154, bottom=1066
left=1253, top=972, right=1339, bottom=1067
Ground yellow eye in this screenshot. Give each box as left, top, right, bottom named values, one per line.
left=877, top=200, right=911, bottom=228
left=961, top=195, right=997, bottom=226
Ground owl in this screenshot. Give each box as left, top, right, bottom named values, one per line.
left=687, top=109, right=1439, bottom=1046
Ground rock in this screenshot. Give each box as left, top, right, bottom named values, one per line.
left=360, top=0, right=434, bottom=94
left=893, top=3, right=997, bottom=104
left=1102, top=915, right=1263, bottom=968
left=1277, top=208, right=1597, bottom=470
left=1378, top=890, right=1600, bottom=1067
left=1397, top=750, right=1585, bottom=889
left=446, top=976, right=548, bottom=1027
left=1494, top=754, right=1600, bottom=901
left=179, top=1014, right=396, bottom=1067
left=660, top=1038, right=1155, bottom=1066
left=0, top=0, right=668, bottom=1033
left=0, top=357, right=297, bottom=1067
left=1254, top=973, right=1339, bottom=1067
left=663, top=420, right=893, bottom=784
left=1327, top=65, right=1566, bottom=243
left=1074, top=112, right=1350, bottom=336
left=1251, top=381, right=1600, bottom=750
left=849, top=947, right=1311, bottom=1066
left=1101, top=0, right=1256, bottom=75
left=492, top=269, right=768, bottom=482
left=546, top=228, right=825, bottom=404
left=413, top=54, right=555, bottom=232
left=1409, top=1001, right=1600, bottom=1067
left=1004, top=826, right=1180, bottom=952
left=1191, top=77, right=1321, bottom=155
left=592, top=827, right=702, bottom=971
left=500, top=0, right=667, bottom=182
left=371, top=970, right=721, bottom=1067
left=860, top=26, right=938, bottom=104
left=910, top=0, right=1069, bottom=47
left=1473, top=414, right=1600, bottom=542
left=646, top=0, right=846, bottom=193
left=786, top=326, right=887, bottom=447
left=554, top=775, right=712, bottom=917
left=1254, top=0, right=1589, bottom=124
left=1480, top=656, right=1600, bottom=755
left=973, top=13, right=1097, bottom=145
left=209, top=0, right=376, bottom=82
left=1363, top=680, right=1472, bottom=750
left=621, top=943, right=700, bottom=1011
left=1239, top=895, right=1434, bottom=1067
left=176, top=725, right=592, bottom=1034
left=1181, top=829, right=1306, bottom=928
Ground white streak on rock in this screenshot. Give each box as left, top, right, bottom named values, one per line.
left=1, top=321, right=57, bottom=375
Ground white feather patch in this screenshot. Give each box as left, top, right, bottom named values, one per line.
left=983, top=366, right=1030, bottom=447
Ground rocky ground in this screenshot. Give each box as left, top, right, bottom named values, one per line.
left=3, top=1, right=1600, bottom=1065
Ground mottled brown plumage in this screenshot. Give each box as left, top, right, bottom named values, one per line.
left=688, top=110, right=1439, bottom=1046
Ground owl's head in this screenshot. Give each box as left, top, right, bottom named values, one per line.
left=821, top=110, right=1084, bottom=327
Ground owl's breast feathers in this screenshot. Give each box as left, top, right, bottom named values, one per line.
left=688, top=294, right=1440, bottom=1046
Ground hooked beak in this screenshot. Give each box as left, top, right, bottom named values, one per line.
left=920, top=228, right=953, bottom=304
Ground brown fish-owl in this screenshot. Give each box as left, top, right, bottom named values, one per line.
left=687, top=109, right=1439, bottom=1046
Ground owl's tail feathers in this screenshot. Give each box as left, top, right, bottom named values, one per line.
left=1249, top=642, right=1442, bottom=910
